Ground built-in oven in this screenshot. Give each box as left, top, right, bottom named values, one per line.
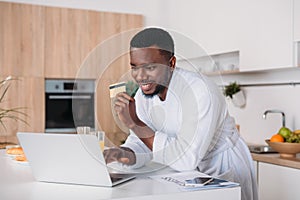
left=45, top=79, right=95, bottom=133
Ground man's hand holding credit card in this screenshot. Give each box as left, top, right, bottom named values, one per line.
left=109, top=82, right=126, bottom=98
left=108, top=81, right=149, bottom=139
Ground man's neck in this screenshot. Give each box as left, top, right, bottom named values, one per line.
left=158, top=71, right=174, bottom=101
left=158, top=87, right=168, bottom=101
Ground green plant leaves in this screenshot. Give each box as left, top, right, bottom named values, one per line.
left=0, top=77, right=28, bottom=130
left=224, top=81, right=241, bottom=98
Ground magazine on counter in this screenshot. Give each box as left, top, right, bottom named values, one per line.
left=150, top=170, right=239, bottom=191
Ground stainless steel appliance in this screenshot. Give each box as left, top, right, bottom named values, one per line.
left=45, top=79, right=95, bottom=133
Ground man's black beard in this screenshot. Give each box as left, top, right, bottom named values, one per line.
left=142, top=84, right=166, bottom=98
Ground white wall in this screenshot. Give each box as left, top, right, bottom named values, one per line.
left=228, top=85, right=300, bottom=145
left=209, top=67, right=300, bottom=145
left=2, top=0, right=300, bottom=145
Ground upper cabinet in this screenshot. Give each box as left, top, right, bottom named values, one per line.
left=192, top=0, right=242, bottom=56
left=294, top=0, right=300, bottom=41
left=0, top=2, right=143, bottom=79
left=239, top=0, right=294, bottom=71
left=171, top=0, right=296, bottom=72
left=44, top=7, right=143, bottom=79
left=0, top=3, right=45, bottom=77
left=294, top=0, right=300, bottom=66
left=168, top=0, right=242, bottom=57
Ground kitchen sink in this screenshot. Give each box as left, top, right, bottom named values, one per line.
left=248, top=145, right=278, bottom=154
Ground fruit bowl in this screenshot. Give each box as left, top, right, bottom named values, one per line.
left=265, top=140, right=300, bottom=158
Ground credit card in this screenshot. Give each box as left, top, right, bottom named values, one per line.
left=109, top=82, right=126, bottom=98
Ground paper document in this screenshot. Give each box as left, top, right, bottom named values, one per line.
left=150, top=171, right=239, bottom=191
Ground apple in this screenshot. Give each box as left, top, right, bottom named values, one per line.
left=278, top=127, right=292, bottom=139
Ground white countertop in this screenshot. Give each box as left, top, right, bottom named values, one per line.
left=0, top=150, right=240, bottom=200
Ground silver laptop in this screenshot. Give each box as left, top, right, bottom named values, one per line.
left=17, top=132, right=136, bottom=187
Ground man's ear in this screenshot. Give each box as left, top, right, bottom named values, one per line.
left=169, top=56, right=176, bottom=70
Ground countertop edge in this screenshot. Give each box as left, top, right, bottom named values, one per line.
left=251, top=153, right=300, bottom=170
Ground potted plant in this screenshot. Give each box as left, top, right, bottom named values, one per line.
left=0, top=76, right=27, bottom=146
left=224, top=82, right=246, bottom=107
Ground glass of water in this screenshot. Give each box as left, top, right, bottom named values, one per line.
left=76, top=126, right=91, bottom=134
left=76, top=126, right=105, bottom=151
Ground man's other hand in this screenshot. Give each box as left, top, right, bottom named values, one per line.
left=103, top=147, right=136, bottom=165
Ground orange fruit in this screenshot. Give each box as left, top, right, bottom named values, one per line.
left=270, top=134, right=284, bottom=142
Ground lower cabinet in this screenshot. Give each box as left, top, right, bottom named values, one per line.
left=258, top=162, right=300, bottom=200
left=253, top=161, right=258, bottom=184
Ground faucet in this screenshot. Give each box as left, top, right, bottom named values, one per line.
left=262, top=109, right=286, bottom=127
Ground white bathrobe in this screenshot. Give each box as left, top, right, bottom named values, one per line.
left=122, top=67, right=258, bottom=200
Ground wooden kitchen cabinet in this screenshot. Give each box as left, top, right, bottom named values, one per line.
left=95, top=53, right=133, bottom=146
left=44, top=7, right=102, bottom=79
left=0, top=2, right=143, bottom=146
left=239, top=0, right=294, bottom=71
left=0, top=3, right=45, bottom=77
left=0, top=2, right=142, bottom=79
left=44, top=6, right=143, bottom=79
left=0, top=76, right=45, bottom=144
left=258, top=162, right=300, bottom=200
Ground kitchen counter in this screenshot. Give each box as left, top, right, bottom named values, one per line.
left=251, top=153, right=300, bottom=169
left=0, top=150, right=240, bottom=200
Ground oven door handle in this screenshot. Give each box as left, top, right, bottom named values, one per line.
left=48, top=95, right=92, bottom=99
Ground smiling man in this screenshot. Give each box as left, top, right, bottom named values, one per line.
left=104, top=27, right=258, bottom=200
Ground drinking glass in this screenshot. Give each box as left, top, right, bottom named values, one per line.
left=76, top=126, right=91, bottom=134
left=95, top=131, right=105, bottom=151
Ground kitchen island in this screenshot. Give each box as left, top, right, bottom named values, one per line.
left=0, top=150, right=240, bottom=200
